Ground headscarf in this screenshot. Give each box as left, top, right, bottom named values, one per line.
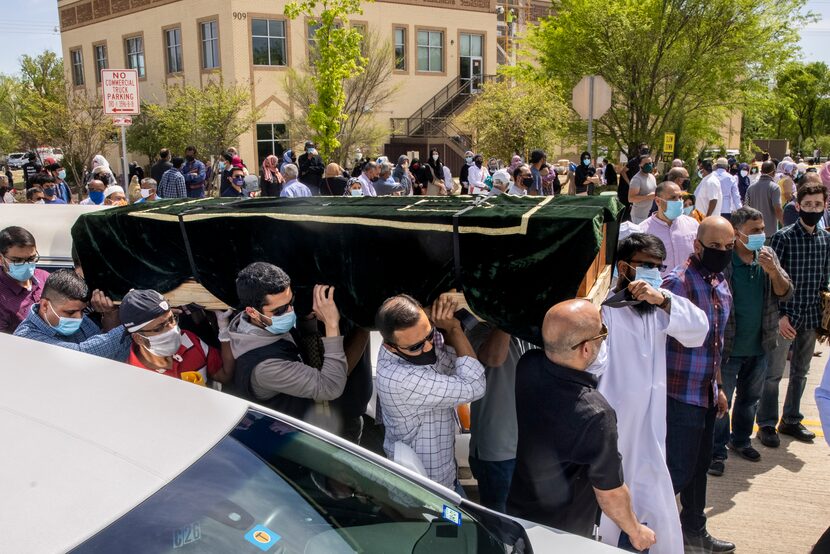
left=737, top=162, right=751, bottom=200
left=92, top=155, right=110, bottom=170
left=820, top=161, right=830, bottom=188
left=262, top=155, right=281, bottom=182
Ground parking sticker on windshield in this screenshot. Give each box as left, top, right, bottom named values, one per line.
left=442, top=505, right=462, bottom=527
left=244, top=524, right=281, bottom=551
left=172, top=522, right=201, bottom=549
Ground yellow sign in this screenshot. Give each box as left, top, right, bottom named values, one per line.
left=663, top=132, right=676, bottom=154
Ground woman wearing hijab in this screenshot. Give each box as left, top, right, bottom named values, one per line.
left=574, top=151, right=600, bottom=195
left=736, top=162, right=751, bottom=201
left=260, top=154, right=285, bottom=197
left=321, top=163, right=349, bottom=196
left=777, top=160, right=797, bottom=207
left=279, top=149, right=295, bottom=173
left=392, top=155, right=413, bottom=196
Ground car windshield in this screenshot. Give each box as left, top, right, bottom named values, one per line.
left=73, top=409, right=512, bottom=554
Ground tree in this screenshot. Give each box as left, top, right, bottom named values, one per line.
left=56, top=90, right=115, bottom=187
left=284, top=30, right=399, bottom=164
left=458, top=77, right=568, bottom=161
left=14, top=52, right=66, bottom=149
left=127, top=80, right=262, bottom=163
left=774, top=61, right=830, bottom=146
left=284, top=0, right=368, bottom=159
left=513, top=0, right=812, bottom=158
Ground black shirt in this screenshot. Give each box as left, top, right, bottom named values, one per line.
left=150, top=160, right=173, bottom=183
left=506, top=350, right=624, bottom=538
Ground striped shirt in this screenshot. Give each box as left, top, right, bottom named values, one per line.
left=769, top=222, right=830, bottom=330
left=663, top=257, right=731, bottom=408
left=376, top=331, right=485, bottom=488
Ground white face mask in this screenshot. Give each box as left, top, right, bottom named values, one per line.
left=740, top=170, right=748, bottom=178
left=432, top=154, right=439, bottom=161
left=586, top=340, right=608, bottom=378
left=140, top=188, right=151, bottom=198
left=139, top=325, right=182, bottom=357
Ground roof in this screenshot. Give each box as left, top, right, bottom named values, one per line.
left=0, top=333, right=247, bottom=552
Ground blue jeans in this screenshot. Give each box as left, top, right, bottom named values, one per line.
left=757, top=328, right=816, bottom=427
left=666, top=395, right=716, bottom=535
left=468, top=456, right=516, bottom=513
left=713, top=354, right=767, bottom=459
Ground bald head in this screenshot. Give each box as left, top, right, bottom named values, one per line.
left=542, top=299, right=603, bottom=369
left=694, top=216, right=735, bottom=264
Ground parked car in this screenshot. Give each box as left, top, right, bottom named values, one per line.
left=0, top=333, right=620, bottom=553
left=6, top=152, right=27, bottom=169
left=36, top=146, right=64, bottom=163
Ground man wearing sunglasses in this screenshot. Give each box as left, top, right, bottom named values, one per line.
left=0, top=226, right=51, bottom=334
left=507, top=299, right=656, bottom=552
left=225, top=262, right=348, bottom=423
left=120, top=289, right=234, bottom=386
left=597, top=232, right=708, bottom=553
left=375, top=294, right=485, bottom=493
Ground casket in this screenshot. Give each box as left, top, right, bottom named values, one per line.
left=71, top=195, right=622, bottom=344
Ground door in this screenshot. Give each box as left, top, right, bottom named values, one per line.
left=459, top=33, right=484, bottom=94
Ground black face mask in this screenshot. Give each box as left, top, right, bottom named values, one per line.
left=475, top=160, right=483, bottom=168
left=698, top=243, right=732, bottom=274
left=395, top=347, right=437, bottom=366
left=186, top=155, right=195, bottom=162
left=799, top=210, right=823, bottom=227
left=522, top=177, right=534, bottom=188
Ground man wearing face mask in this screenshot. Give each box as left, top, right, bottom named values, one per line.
left=298, top=141, right=325, bottom=195
left=40, top=176, right=67, bottom=205
left=0, top=226, right=52, bottom=334
left=597, top=233, right=708, bottom=553
left=182, top=146, right=207, bottom=198
left=694, top=159, right=722, bottom=217
left=745, top=161, right=784, bottom=238
left=13, top=269, right=130, bottom=361
left=45, top=162, right=74, bottom=203
left=120, top=289, right=233, bottom=385
left=640, top=181, right=699, bottom=276
left=507, top=299, right=657, bottom=552
left=226, top=262, right=347, bottom=421
left=221, top=166, right=247, bottom=198
left=134, top=178, right=158, bottom=203
left=468, top=154, right=490, bottom=195
left=628, top=155, right=657, bottom=224
left=488, top=169, right=511, bottom=196
left=376, top=294, right=485, bottom=492
left=80, top=179, right=107, bottom=205
left=757, top=183, right=830, bottom=447
left=508, top=165, right=533, bottom=196
left=709, top=207, right=792, bottom=477
left=459, top=150, right=474, bottom=195
left=662, top=216, right=735, bottom=553
left=355, top=160, right=379, bottom=197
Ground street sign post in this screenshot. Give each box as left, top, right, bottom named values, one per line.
left=663, top=132, right=676, bottom=155
left=101, top=69, right=140, bottom=188
left=572, top=75, right=612, bottom=157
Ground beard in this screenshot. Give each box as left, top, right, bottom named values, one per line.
left=617, top=272, right=658, bottom=315
left=631, top=300, right=658, bottom=315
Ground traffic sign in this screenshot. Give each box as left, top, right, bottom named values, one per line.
left=572, top=75, right=611, bottom=120
left=112, top=116, right=133, bottom=126
left=101, top=69, right=140, bottom=116
left=663, top=132, right=676, bottom=154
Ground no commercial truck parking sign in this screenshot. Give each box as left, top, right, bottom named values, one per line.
left=102, top=69, right=140, bottom=115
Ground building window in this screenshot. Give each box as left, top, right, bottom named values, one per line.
left=94, top=44, right=107, bottom=83
left=125, top=36, right=145, bottom=78
left=165, top=27, right=183, bottom=74
left=70, top=49, right=84, bottom=86
left=256, top=123, right=290, bottom=168
left=307, top=21, right=321, bottom=62
left=394, top=27, right=406, bottom=71
left=417, top=30, right=443, bottom=72
left=252, top=19, right=287, bottom=66
left=200, top=20, right=220, bottom=69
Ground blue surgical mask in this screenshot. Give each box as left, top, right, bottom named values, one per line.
left=465, top=156, right=473, bottom=164
left=5, top=261, right=36, bottom=282
left=635, top=266, right=663, bottom=289
left=742, top=233, right=766, bottom=252
left=218, top=162, right=226, bottom=171
left=350, top=189, right=362, bottom=196
left=664, top=199, right=683, bottom=220
left=582, top=158, right=591, bottom=166
left=47, top=302, right=83, bottom=336
left=264, top=310, right=296, bottom=335
left=58, top=169, right=67, bottom=180
left=682, top=206, right=694, bottom=216
left=89, top=190, right=105, bottom=204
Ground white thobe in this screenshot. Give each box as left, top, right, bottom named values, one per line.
left=598, top=290, right=709, bottom=554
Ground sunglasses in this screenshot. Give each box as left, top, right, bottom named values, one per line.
left=570, top=322, right=608, bottom=350
left=394, top=326, right=435, bottom=353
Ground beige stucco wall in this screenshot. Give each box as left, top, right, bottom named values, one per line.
left=59, top=0, right=498, bottom=167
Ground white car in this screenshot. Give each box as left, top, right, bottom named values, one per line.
left=0, top=334, right=621, bottom=553
left=6, top=152, right=27, bottom=169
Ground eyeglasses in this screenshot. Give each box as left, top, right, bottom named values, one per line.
left=265, top=293, right=295, bottom=317
left=3, top=251, right=40, bottom=264
left=623, top=259, right=667, bottom=272
left=142, top=313, right=178, bottom=334
left=394, top=326, right=436, bottom=353
left=570, top=323, right=608, bottom=350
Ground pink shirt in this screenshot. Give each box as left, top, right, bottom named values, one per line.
left=639, top=214, right=699, bottom=277
left=0, top=268, right=49, bottom=334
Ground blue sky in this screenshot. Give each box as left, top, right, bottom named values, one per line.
left=0, top=0, right=827, bottom=75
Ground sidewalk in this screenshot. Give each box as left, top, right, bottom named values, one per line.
left=706, top=343, right=830, bottom=553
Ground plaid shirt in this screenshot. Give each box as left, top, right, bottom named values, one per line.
left=376, top=331, right=485, bottom=488
left=13, top=304, right=131, bottom=362
left=663, top=256, right=732, bottom=408
left=769, top=222, right=830, bottom=330
left=158, top=168, right=187, bottom=199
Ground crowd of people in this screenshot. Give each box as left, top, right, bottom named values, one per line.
left=3, top=141, right=830, bottom=553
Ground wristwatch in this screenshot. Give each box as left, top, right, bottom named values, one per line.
left=659, top=291, right=671, bottom=309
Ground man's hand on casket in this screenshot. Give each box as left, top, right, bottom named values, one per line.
left=91, top=289, right=121, bottom=332
left=432, top=294, right=477, bottom=359
left=312, top=285, right=341, bottom=337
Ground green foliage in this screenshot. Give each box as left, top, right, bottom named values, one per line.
left=458, top=77, right=568, bottom=161
left=127, top=80, right=262, bottom=162
left=284, top=0, right=369, bottom=160
left=284, top=30, right=399, bottom=164
left=511, top=0, right=811, bottom=158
